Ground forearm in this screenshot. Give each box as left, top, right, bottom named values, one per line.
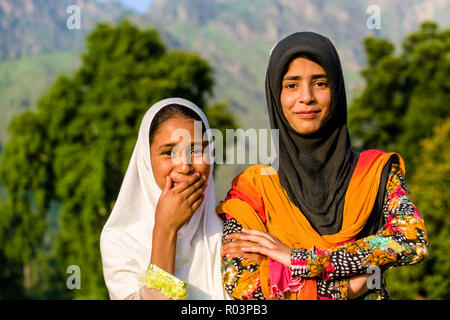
left=291, top=164, right=428, bottom=280
left=150, top=223, right=177, bottom=274
left=143, top=227, right=188, bottom=300
left=221, top=218, right=266, bottom=300
left=291, top=227, right=426, bottom=281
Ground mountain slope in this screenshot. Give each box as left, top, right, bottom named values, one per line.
left=144, top=0, right=450, bottom=129
left=0, top=0, right=132, bottom=59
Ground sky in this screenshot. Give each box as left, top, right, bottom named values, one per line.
left=97, top=0, right=155, bottom=14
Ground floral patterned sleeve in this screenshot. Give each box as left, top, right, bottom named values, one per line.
left=290, top=162, right=429, bottom=281
left=221, top=216, right=267, bottom=299
left=221, top=214, right=352, bottom=300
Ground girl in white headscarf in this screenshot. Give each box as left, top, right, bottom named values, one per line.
left=100, top=98, right=229, bottom=300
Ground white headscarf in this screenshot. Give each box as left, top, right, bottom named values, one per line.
left=100, top=98, right=228, bottom=300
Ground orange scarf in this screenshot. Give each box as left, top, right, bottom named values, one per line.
left=218, top=150, right=404, bottom=299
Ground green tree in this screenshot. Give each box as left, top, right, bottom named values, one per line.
left=349, top=21, right=450, bottom=299
left=385, top=119, right=450, bottom=299
left=0, top=20, right=236, bottom=299
left=348, top=22, right=450, bottom=174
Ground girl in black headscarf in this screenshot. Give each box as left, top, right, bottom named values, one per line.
left=218, top=32, right=428, bottom=300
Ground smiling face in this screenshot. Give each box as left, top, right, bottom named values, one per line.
left=150, top=115, right=210, bottom=190
left=280, top=57, right=332, bottom=135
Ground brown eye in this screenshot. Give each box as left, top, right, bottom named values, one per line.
left=314, top=81, right=329, bottom=88
left=162, top=150, right=175, bottom=156
left=285, top=83, right=297, bottom=89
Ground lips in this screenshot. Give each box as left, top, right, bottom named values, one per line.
left=295, top=110, right=320, bottom=118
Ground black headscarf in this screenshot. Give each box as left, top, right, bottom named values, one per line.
left=266, top=32, right=362, bottom=235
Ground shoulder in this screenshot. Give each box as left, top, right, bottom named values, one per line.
left=220, top=165, right=273, bottom=218
left=359, top=149, right=406, bottom=177
left=219, top=165, right=270, bottom=224
left=386, top=161, right=409, bottom=194
left=359, top=149, right=401, bottom=163
left=226, top=165, right=268, bottom=197
left=227, top=165, right=278, bottom=193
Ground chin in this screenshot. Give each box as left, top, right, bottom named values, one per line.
left=295, top=127, right=319, bottom=135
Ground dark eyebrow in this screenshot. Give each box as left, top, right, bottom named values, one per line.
left=283, top=74, right=328, bottom=81
left=312, top=74, right=328, bottom=80
left=158, top=141, right=209, bottom=150
left=158, top=143, right=177, bottom=150
left=192, top=141, right=210, bottom=147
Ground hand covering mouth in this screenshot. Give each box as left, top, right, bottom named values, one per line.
left=170, top=172, right=200, bottom=185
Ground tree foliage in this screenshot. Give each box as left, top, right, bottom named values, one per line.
left=385, top=119, right=450, bottom=299
left=349, top=22, right=450, bottom=299
left=349, top=22, right=450, bottom=173
left=0, top=20, right=236, bottom=299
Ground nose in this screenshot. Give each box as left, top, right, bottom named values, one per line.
left=299, top=85, right=315, bottom=105
left=175, top=152, right=194, bottom=175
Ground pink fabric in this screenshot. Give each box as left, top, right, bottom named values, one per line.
left=269, top=259, right=304, bottom=299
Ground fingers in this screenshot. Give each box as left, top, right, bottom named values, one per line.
left=222, top=239, right=255, bottom=250
left=240, top=245, right=268, bottom=257
left=225, top=230, right=275, bottom=248
left=190, top=193, right=205, bottom=213
left=221, top=240, right=261, bottom=256
left=221, top=244, right=268, bottom=261
left=221, top=240, right=262, bottom=257
left=186, top=182, right=207, bottom=206
left=161, top=176, right=172, bottom=196
left=172, top=172, right=202, bottom=193
left=241, top=228, right=278, bottom=243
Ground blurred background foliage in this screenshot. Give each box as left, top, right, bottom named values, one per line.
left=348, top=22, right=450, bottom=299
left=0, top=0, right=448, bottom=299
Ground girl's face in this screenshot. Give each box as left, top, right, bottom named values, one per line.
left=150, top=115, right=211, bottom=190
left=280, top=57, right=332, bottom=135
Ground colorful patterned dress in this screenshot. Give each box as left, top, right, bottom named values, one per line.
left=219, top=154, right=428, bottom=300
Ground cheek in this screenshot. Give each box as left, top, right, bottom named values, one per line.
left=194, top=163, right=211, bottom=180
left=318, top=90, right=332, bottom=117
left=150, top=157, right=172, bottom=189
left=280, top=90, right=294, bottom=110
left=280, top=92, right=294, bottom=120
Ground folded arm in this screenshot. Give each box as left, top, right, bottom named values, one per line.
left=221, top=216, right=267, bottom=299
left=290, top=163, right=428, bottom=281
